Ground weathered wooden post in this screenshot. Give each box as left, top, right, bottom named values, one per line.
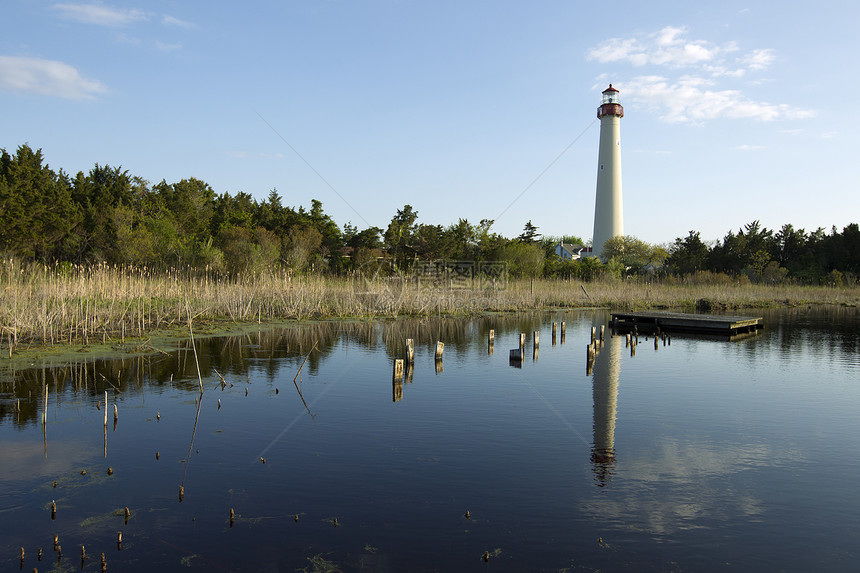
left=488, top=329, right=494, bottom=344
left=405, top=339, right=415, bottom=364
left=591, top=326, right=596, bottom=344
left=654, top=336, right=659, bottom=350
left=600, top=325, right=605, bottom=341
left=393, top=359, right=404, bottom=381
left=103, top=391, right=108, bottom=427
left=519, top=333, right=526, bottom=349
left=552, top=322, right=557, bottom=345
left=435, top=341, right=444, bottom=360
left=561, top=321, right=566, bottom=344
left=533, top=331, right=540, bottom=348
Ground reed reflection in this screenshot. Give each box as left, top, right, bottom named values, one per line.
left=591, top=333, right=622, bottom=487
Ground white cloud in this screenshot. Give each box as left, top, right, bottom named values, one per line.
left=736, top=144, right=764, bottom=151
left=0, top=55, right=107, bottom=99
left=53, top=3, right=149, bottom=26
left=588, top=27, right=815, bottom=124
left=741, top=48, right=776, bottom=70
left=162, top=15, right=196, bottom=29
left=588, top=26, right=727, bottom=69
left=619, top=75, right=816, bottom=124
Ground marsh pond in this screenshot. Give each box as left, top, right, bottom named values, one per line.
left=1, top=307, right=859, bottom=572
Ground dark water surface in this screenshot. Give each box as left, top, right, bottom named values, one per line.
left=1, top=307, right=859, bottom=572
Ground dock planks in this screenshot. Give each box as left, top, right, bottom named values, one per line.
left=610, top=311, right=762, bottom=335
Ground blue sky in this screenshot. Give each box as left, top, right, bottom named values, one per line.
left=2, top=0, right=857, bottom=246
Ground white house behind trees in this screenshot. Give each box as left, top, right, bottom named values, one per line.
left=554, top=242, right=584, bottom=261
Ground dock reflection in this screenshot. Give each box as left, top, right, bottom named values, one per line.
left=591, top=333, right=622, bottom=487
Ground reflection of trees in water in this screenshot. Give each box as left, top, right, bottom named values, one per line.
left=0, top=312, right=588, bottom=428
left=724, top=306, right=860, bottom=362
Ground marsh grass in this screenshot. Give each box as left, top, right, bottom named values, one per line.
left=1, top=258, right=857, bottom=350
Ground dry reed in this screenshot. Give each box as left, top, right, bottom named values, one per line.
left=1, top=258, right=857, bottom=351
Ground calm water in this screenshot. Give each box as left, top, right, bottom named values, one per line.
left=1, top=307, right=859, bottom=572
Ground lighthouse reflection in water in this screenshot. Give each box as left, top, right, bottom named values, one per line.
left=590, top=333, right=622, bottom=486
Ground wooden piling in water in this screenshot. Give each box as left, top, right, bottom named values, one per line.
left=591, top=326, right=596, bottom=343
left=405, top=339, right=415, bottom=363
left=600, top=325, right=605, bottom=341
left=435, top=341, right=444, bottom=360
left=519, top=333, right=526, bottom=349
left=103, top=391, right=107, bottom=427
left=393, top=359, right=404, bottom=381
left=533, top=331, right=539, bottom=348
left=488, top=329, right=494, bottom=343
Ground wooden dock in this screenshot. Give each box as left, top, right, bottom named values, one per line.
left=610, top=311, right=762, bottom=335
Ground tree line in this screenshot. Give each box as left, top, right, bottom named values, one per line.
left=1, top=144, right=857, bottom=284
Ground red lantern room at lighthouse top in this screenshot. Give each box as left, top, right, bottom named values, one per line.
left=597, top=84, right=624, bottom=119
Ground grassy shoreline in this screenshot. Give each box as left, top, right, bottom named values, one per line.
left=2, top=262, right=858, bottom=354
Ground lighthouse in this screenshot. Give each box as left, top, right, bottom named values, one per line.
left=592, top=84, right=624, bottom=259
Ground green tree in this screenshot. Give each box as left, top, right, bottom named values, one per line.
left=384, top=205, right=419, bottom=270
left=157, top=178, right=216, bottom=247
left=0, top=144, right=79, bottom=260
left=600, top=235, right=657, bottom=274
left=517, top=220, right=541, bottom=243
left=501, top=241, right=544, bottom=278
left=284, top=226, right=323, bottom=273
left=666, top=231, right=710, bottom=275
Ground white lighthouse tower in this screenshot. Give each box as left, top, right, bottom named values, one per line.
left=592, top=84, right=624, bottom=259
